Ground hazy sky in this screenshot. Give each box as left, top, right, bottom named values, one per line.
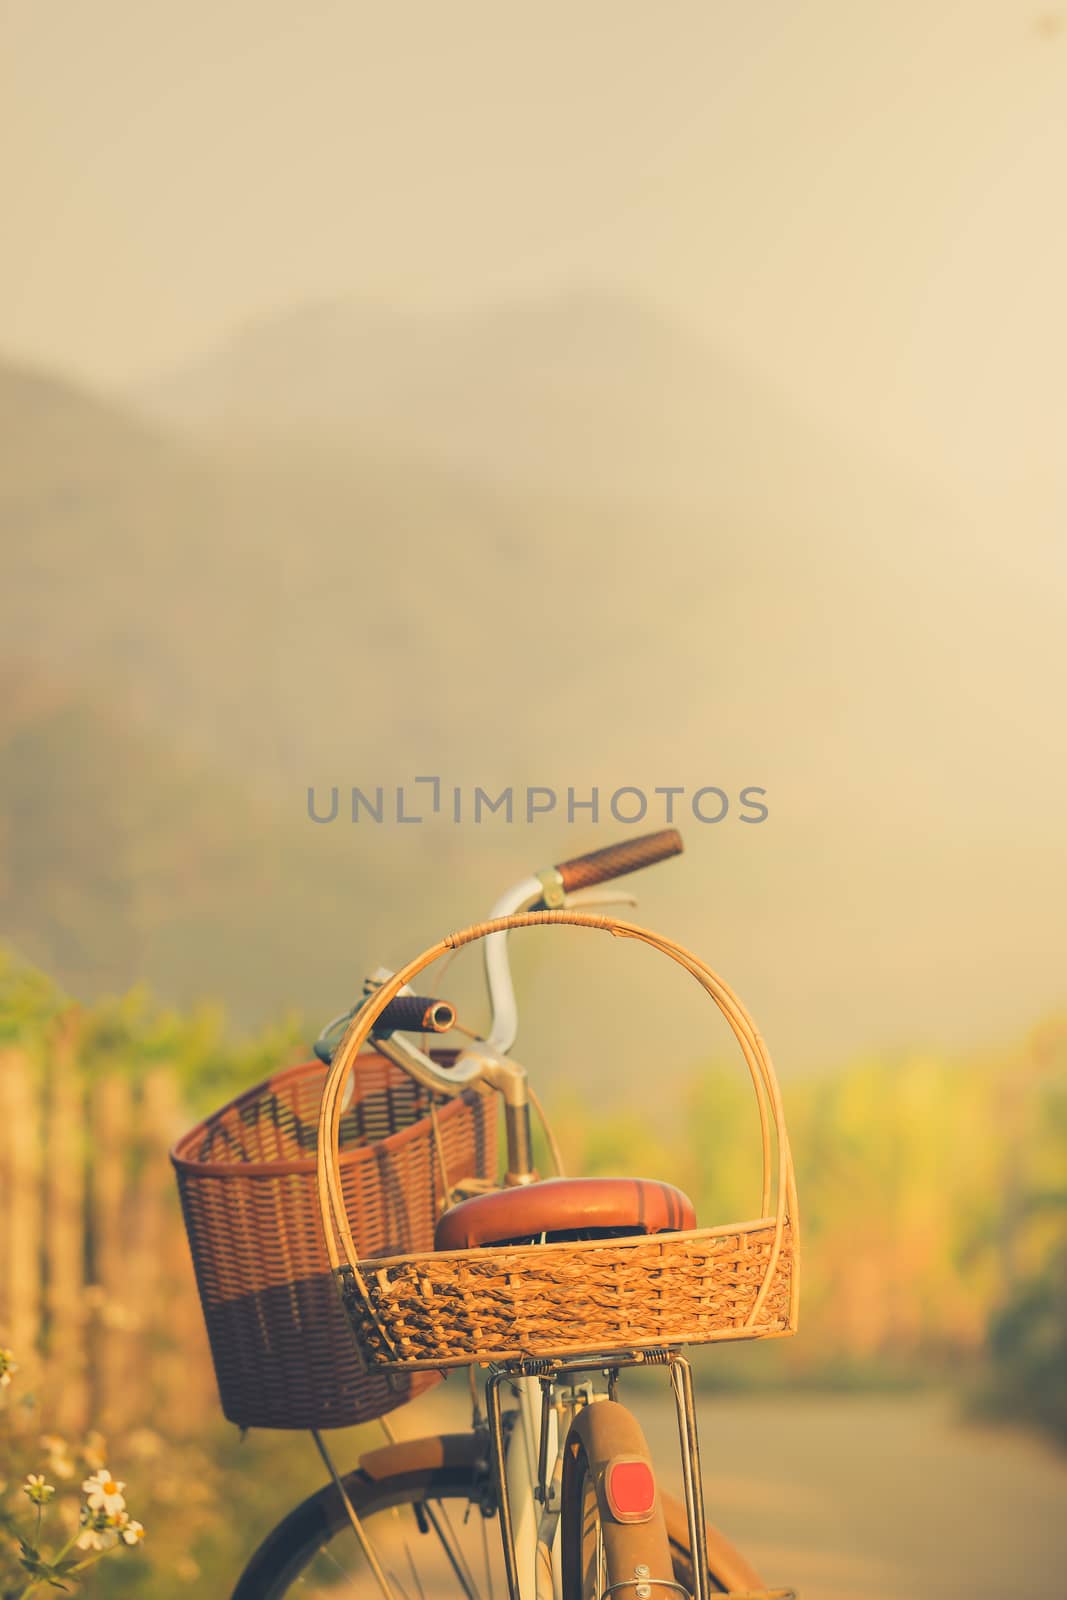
left=3, top=1, right=1065, bottom=486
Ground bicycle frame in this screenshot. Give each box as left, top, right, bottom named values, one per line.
left=326, top=838, right=714, bottom=1600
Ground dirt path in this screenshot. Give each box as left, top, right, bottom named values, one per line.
left=626, top=1390, right=1067, bottom=1600
left=403, top=1383, right=1067, bottom=1599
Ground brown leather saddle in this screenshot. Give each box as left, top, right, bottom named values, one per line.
left=434, top=1175, right=696, bottom=1251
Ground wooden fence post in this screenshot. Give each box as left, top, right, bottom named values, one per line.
left=45, top=1010, right=88, bottom=1433
left=0, top=1047, right=41, bottom=1383
left=2, top=1038, right=225, bottom=1441
left=130, top=1067, right=211, bottom=1432
left=90, top=1070, right=133, bottom=1433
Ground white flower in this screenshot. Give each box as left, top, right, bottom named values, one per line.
left=82, top=1468, right=126, bottom=1515
left=76, top=1524, right=119, bottom=1551
left=23, top=1472, right=55, bottom=1504
left=121, top=1517, right=145, bottom=1545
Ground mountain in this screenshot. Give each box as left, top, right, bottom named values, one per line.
left=3, top=343, right=832, bottom=787
left=134, top=288, right=838, bottom=513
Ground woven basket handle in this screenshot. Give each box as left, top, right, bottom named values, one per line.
left=316, top=911, right=798, bottom=1334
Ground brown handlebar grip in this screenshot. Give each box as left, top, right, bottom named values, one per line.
left=554, top=828, right=684, bottom=893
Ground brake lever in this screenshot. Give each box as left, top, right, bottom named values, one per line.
left=561, top=887, right=638, bottom=911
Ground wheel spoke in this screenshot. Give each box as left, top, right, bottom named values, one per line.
left=480, top=1509, right=495, bottom=1600
left=402, top=1516, right=427, bottom=1600
left=383, top=1563, right=416, bottom=1600
left=423, top=1499, right=482, bottom=1600
left=315, top=1534, right=362, bottom=1591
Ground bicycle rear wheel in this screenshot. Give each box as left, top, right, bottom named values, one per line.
left=231, top=1433, right=772, bottom=1598
left=231, top=1433, right=497, bottom=1598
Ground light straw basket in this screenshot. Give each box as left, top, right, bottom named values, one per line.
left=318, top=912, right=799, bottom=1371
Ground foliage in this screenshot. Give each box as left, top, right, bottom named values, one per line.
left=0, top=950, right=304, bottom=1114
left=0, top=1365, right=146, bottom=1598
left=982, top=1247, right=1067, bottom=1443
left=974, top=1045, right=1067, bottom=1443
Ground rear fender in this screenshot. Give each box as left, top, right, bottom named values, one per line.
left=359, top=1432, right=486, bottom=1482
left=561, top=1401, right=675, bottom=1598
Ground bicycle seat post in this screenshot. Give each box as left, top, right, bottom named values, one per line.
left=481, top=1056, right=537, bottom=1187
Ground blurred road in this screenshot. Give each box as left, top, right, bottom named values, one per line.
left=401, top=1385, right=1067, bottom=1600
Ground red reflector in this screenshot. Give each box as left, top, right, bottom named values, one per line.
left=606, top=1458, right=656, bottom=1519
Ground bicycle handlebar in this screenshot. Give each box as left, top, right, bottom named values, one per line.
left=553, top=828, right=684, bottom=893
left=314, top=993, right=456, bottom=1064
left=374, top=995, right=456, bottom=1036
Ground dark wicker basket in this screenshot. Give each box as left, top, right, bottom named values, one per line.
left=172, top=1054, right=497, bottom=1429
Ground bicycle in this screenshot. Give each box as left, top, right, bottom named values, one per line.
left=226, top=829, right=798, bottom=1599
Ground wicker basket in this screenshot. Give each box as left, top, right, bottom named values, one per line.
left=318, top=912, right=799, bottom=1372
left=173, top=1053, right=497, bottom=1428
